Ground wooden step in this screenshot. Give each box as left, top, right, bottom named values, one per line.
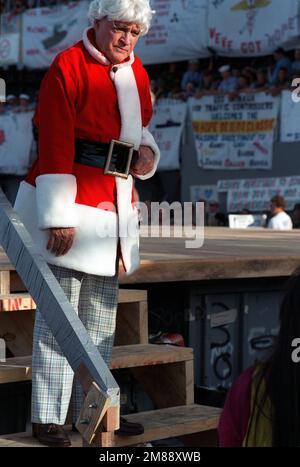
left=0, top=289, right=147, bottom=312
left=0, top=405, right=221, bottom=447
left=0, top=288, right=148, bottom=351
left=0, top=344, right=193, bottom=384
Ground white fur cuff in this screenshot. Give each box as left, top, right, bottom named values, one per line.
left=35, top=174, right=78, bottom=229
left=135, top=127, right=160, bottom=180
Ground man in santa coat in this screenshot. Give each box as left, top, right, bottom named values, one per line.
left=14, top=0, right=160, bottom=447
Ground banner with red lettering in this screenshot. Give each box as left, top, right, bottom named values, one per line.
left=135, top=0, right=209, bottom=64
left=189, top=93, right=279, bottom=170
left=207, top=0, right=300, bottom=56
left=22, top=1, right=88, bottom=68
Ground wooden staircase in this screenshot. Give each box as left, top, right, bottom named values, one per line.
left=0, top=281, right=221, bottom=447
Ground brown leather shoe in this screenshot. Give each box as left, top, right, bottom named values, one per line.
left=32, top=423, right=71, bottom=447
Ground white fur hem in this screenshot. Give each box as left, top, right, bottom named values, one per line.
left=14, top=181, right=140, bottom=276
left=35, top=174, right=78, bottom=229
left=135, top=127, right=160, bottom=180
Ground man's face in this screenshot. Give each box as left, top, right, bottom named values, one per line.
left=94, top=18, right=141, bottom=64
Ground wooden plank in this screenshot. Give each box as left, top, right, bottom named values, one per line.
left=0, top=290, right=146, bottom=313
left=0, top=312, right=34, bottom=356
left=113, top=404, right=221, bottom=447
left=0, top=271, right=10, bottom=295
left=0, top=405, right=221, bottom=447
left=0, top=345, right=194, bottom=384
left=76, top=382, right=113, bottom=444
left=118, top=289, right=147, bottom=304
left=132, top=359, right=194, bottom=408
left=0, top=294, right=36, bottom=312
left=0, top=364, right=31, bottom=384
left=115, top=301, right=148, bottom=345
left=0, top=188, right=120, bottom=439
left=3, top=227, right=300, bottom=285
left=111, top=344, right=193, bottom=369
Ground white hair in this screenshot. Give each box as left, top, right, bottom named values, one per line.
left=88, top=0, right=154, bottom=35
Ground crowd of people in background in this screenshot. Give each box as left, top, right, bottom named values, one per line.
left=0, top=93, right=34, bottom=114
left=149, top=47, right=300, bottom=104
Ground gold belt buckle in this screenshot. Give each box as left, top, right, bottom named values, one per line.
left=104, top=139, right=135, bottom=179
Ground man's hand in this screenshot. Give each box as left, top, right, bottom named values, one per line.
left=47, top=227, right=75, bottom=256
left=130, top=145, right=155, bottom=176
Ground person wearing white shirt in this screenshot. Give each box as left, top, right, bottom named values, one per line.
left=267, top=195, right=293, bottom=230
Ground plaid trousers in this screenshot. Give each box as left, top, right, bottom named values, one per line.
left=31, top=264, right=119, bottom=425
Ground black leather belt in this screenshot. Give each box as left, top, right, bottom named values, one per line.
left=74, top=138, right=138, bottom=179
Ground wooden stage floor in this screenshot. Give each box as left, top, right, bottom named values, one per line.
left=1, top=227, right=300, bottom=286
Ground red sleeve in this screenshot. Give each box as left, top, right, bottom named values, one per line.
left=142, top=70, right=153, bottom=127
left=37, top=54, right=77, bottom=175
left=218, top=367, right=254, bottom=447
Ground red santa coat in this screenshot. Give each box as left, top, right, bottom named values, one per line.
left=14, top=28, right=160, bottom=276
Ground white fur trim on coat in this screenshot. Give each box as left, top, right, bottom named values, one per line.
left=111, top=66, right=142, bottom=150
left=116, top=175, right=140, bottom=274
left=35, top=174, right=78, bottom=229
left=14, top=181, right=126, bottom=276
left=134, top=127, right=160, bottom=180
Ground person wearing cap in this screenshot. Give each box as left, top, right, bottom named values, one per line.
left=181, top=59, right=202, bottom=92
left=14, top=0, right=160, bottom=447
left=217, top=65, right=238, bottom=94
left=6, top=94, right=18, bottom=111
left=18, top=93, right=31, bottom=112
left=268, top=48, right=292, bottom=86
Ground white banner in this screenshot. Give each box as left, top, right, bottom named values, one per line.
left=0, top=33, right=20, bottom=66
left=189, top=93, right=279, bottom=170
left=280, top=90, right=300, bottom=142
left=207, top=0, right=300, bottom=57
left=149, top=99, right=187, bottom=171
left=135, top=0, right=209, bottom=64
left=0, top=112, right=34, bottom=175
left=226, top=175, right=300, bottom=212
left=22, top=1, right=88, bottom=69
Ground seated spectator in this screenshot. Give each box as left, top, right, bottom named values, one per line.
left=291, top=49, right=300, bottom=74
left=217, top=65, right=238, bottom=94
left=18, top=93, right=34, bottom=112
left=181, top=59, right=202, bottom=92
left=241, top=66, right=256, bottom=87
left=157, top=62, right=181, bottom=99
left=267, top=195, right=293, bottom=230
left=291, top=203, right=300, bottom=229
left=268, top=47, right=292, bottom=85
left=232, top=68, right=241, bottom=79
left=218, top=267, right=300, bottom=446
left=195, top=70, right=219, bottom=98
left=251, top=69, right=269, bottom=92
left=6, top=94, right=18, bottom=112
left=230, top=74, right=252, bottom=99
left=268, top=67, right=290, bottom=96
